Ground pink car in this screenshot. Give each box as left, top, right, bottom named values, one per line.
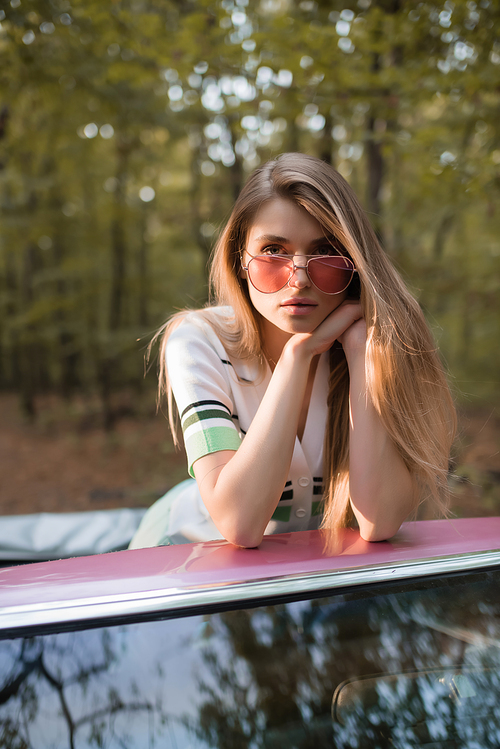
left=1, top=517, right=500, bottom=747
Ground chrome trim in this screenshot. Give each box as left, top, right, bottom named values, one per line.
left=1, top=549, right=500, bottom=633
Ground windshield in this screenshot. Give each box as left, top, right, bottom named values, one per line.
left=1, top=567, right=499, bottom=748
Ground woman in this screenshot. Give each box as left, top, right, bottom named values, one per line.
left=130, top=153, right=456, bottom=549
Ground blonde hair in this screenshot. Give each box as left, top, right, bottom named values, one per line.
left=156, top=153, right=456, bottom=527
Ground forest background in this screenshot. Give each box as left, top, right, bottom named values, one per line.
left=0, top=0, right=499, bottom=520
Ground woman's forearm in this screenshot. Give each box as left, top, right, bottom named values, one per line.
left=193, top=339, right=314, bottom=547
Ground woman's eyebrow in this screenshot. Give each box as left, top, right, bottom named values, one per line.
left=251, top=233, right=290, bottom=244
left=311, top=234, right=336, bottom=245
left=252, top=233, right=336, bottom=245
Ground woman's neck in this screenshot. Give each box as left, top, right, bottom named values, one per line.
left=259, top=318, right=292, bottom=371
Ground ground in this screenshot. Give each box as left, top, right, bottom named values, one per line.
left=1, top=392, right=499, bottom=519
left=0, top=391, right=187, bottom=516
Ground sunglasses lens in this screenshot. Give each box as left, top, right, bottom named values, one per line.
left=308, top=256, right=354, bottom=294
left=248, top=256, right=291, bottom=293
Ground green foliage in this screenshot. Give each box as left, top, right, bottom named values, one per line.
left=0, top=0, right=499, bottom=420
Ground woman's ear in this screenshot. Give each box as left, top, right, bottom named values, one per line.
left=239, top=252, right=247, bottom=279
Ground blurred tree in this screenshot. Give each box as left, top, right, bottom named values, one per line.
left=0, top=0, right=498, bottom=422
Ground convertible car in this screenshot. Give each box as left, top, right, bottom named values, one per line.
left=1, top=517, right=500, bottom=748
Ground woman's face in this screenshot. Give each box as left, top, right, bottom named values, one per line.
left=242, top=198, right=349, bottom=352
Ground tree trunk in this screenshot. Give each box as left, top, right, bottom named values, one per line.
left=138, top=208, right=148, bottom=329
left=366, top=114, right=385, bottom=242
left=100, top=139, right=130, bottom=430
left=433, top=210, right=455, bottom=260
left=109, top=147, right=128, bottom=332
left=318, top=110, right=334, bottom=166
left=228, top=119, right=244, bottom=202
left=19, top=242, right=38, bottom=421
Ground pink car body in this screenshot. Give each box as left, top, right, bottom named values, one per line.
left=1, top=517, right=499, bottom=633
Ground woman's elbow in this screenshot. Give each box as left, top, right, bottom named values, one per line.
left=218, top=519, right=265, bottom=549
left=358, top=518, right=403, bottom=543
left=354, top=485, right=415, bottom=543
left=226, top=530, right=264, bottom=548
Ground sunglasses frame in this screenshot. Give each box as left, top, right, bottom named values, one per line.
left=240, top=251, right=356, bottom=295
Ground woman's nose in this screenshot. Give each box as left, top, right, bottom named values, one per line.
left=288, top=262, right=310, bottom=289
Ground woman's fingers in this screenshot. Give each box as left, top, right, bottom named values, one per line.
left=337, top=317, right=367, bottom=358
left=307, top=301, right=363, bottom=355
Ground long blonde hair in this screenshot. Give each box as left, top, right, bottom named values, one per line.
left=156, top=153, right=456, bottom=527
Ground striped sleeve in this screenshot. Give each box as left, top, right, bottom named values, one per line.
left=166, top=316, right=242, bottom=476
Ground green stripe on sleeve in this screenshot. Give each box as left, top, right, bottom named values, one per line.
left=182, top=409, right=233, bottom=430
left=186, top=426, right=242, bottom=477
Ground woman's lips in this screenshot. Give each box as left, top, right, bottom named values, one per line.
left=280, top=298, right=318, bottom=315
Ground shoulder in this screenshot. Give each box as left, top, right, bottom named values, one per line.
left=180, top=306, right=234, bottom=332
left=167, top=306, right=234, bottom=352
left=166, top=306, right=261, bottom=385
left=166, top=307, right=235, bottom=375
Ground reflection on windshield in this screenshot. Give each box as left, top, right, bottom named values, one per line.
left=1, top=568, right=499, bottom=748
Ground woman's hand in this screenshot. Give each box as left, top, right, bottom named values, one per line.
left=287, top=300, right=364, bottom=360
left=337, top=316, right=367, bottom=363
